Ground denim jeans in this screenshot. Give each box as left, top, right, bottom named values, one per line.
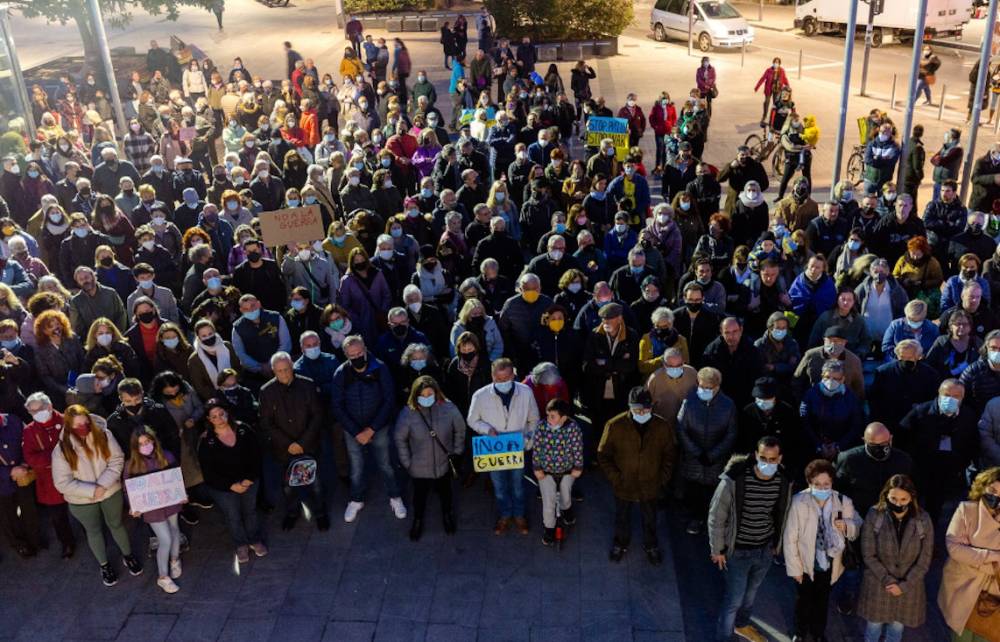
left=716, top=546, right=773, bottom=641
left=344, top=427, right=399, bottom=503
left=864, top=620, right=904, bottom=642
left=933, top=181, right=943, bottom=202
left=209, top=484, right=261, bottom=547
left=282, top=473, right=327, bottom=520
left=915, top=79, right=931, bottom=103
left=490, top=467, right=526, bottom=518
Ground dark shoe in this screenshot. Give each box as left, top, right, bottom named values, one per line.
left=645, top=546, right=663, bottom=566
left=443, top=511, right=456, bottom=535
left=257, top=497, right=274, bottom=514
left=15, top=545, right=36, bottom=558
left=409, top=518, right=424, bottom=542
left=562, top=506, right=576, bottom=526
left=836, top=592, right=855, bottom=615
left=572, top=487, right=583, bottom=502
left=514, top=517, right=529, bottom=534
left=609, top=544, right=627, bottom=562
left=61, top=544, right=75, bottom=560
left=686, top=520, right=703, bottom=535
left=100, top=563, right=119, bottom=587
left=179, top=507, right=200, bottom=525
left=189, top=498, right=214, bottom=510
left=281, top=515, right=298, bottom=531
left=123, top=554, right=144, bottom=576
left=494, top=517, right=510, bottom=535
left=542, top=528, right=556, bottom=546
left=316, top=515, right=330, bottom=532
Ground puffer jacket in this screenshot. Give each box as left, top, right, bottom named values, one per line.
left=708, top=455, right=793, bottom=556
left=51, top=426, right=124, bottom=505
left=597, top=410, right=676, bottom=502
left=676, top=388, right=737, bottom=486
left=331, top=356, right=396, bottom=436
left=783, top=489, right=861, bottom=583
left=394, top=400, right=466, bottom=479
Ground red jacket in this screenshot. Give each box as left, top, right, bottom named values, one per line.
left=22, top=413, right=65, bottom=506
left=649, top=102, right=678, bottom=137
left=299, top=109, right=320, bottom=147
left=386, top=133, right=418, bottom=176
left=755, top=67, right=790, bottom=96
left=617, top=105, right=646, bottom=136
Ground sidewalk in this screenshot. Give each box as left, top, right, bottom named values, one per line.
left=731, top=2, right=798, bottom=32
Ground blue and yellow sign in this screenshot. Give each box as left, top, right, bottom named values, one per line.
left=472, top=433, right=524, bottom=472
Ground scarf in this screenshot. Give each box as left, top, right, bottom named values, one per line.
left=738, top=187, right=765, bottom=209
left=416, top=263, right=447, bottom=297
left=195, top=338, right=230, bottom=388
left=457, top=353, right=479, bottom=377
left=324, top=317, right=352, bottom=348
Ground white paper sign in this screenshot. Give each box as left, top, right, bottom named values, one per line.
left=125, top=467, right=187, bottom=513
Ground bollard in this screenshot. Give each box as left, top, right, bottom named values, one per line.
left=938, top=83, right=946, bottom=120
left=798, top=49, right=803, bottom=80
left=994, top=112, right=999, bottom=134
left=742, top=40, right=746, bottom=68
left=890, top=74, right=897, bottom=110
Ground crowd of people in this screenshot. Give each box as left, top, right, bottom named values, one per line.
left=2, top=8, right=1000, bottom=642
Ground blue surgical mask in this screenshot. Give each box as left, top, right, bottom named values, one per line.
left=567, top=282, right=582, bottom=293
left=755, top=398, right=775, bottom=412
left=287, top=199, right=300, bottom=208
left=390, top=228, right=402, bottom=238
left=590, top=190, right=606, bottom=201
left=821, top=379, right=843, bottom=395
left=757, top=460, right=778, bottom=477
left=631, top=411, right=651, bottom=424
left=73, top=227, right=88, bottom=238
left=494, top=381, right=513, bottom=394
left=939, top=395, right=959, bottom=414
left=421, top=188, right=434, bottom=198
left=290, top=299, right=306, bottom=311
left=810, top=488, right=832, bottom=501
left=990, top=349, right=1000, bottom=365
left=665, top=366, right=684, bottom=379
left=207, top=277, right=222, bottom=290
left=304, top=346, right=321, bottom=359
left=696, top=387, right=714, bottom=402
left=848, top=240, right=861, bottom=251
left=242, top=309, right=260, bottom=321
left=305, top=196, right=318, bottom=205
left=418, top=395, right=436, bottom=408
left=906, top=318, right=923, bottom=329
left=554, top=223, right=566, bottom=233
left=411, top=359, right=427, bottom=371
left=0, top=338, right=19, bottom=350
left=162, top=337, right=179, bottom=349
left=771, top=328, right=787, bottom=341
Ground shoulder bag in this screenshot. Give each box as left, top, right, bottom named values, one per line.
left=417, top=408, right=459, bottom=479
left=967, top=562, right=1000, bottom=642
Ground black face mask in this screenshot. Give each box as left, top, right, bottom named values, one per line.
left=201, top=334, right=218, bottom=346
left=984, top=493, right=1000, bottom=510
left=246, top=251, right=262, bottom=263
left=865, top=442, right=891, bottom=461
left=686, top=301, right=702, bottom=313
left=459, top=351, right=477, bottom=362
left=123, top=402, right=143, bottom=415
left=137, top=311, right=156, bottom=324
left=466, top=316, right=485, bottom=330
left=350, top=355, right=367, bottom=370
left=99, top=257, right=114, bottom=267
left=391, top=325, right=408, bottom=338
left=899, top=360, right=917, bottom=372
left=886, top=500, right=908, bottom=515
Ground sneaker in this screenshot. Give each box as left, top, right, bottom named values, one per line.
left=100, top=563, right=119, bottom=587
left=344, top=501, right=364, bottom=523
left=250, top=542, right=269, bottom=558
left=235, top=546, right=250, bottom=563
left=645, top=546, right=663, bottom=566
left=389, top=497, right=407, bottom=520
left=686, top=520, right=703, bottom=535
left=123, top=554, right=144, bottom=576
left=169, top=558, right=182, bottom=579
left=609, top=544, right=627, bottom=562
left=189, top=498, right=214, bottom=510
left=562, top=506, right=576, bottom=526
left=734, top=624, right=767, bottom=642
left=157, top=577, right=180, bottom=594
left=542, top=528, right=555, bottom=546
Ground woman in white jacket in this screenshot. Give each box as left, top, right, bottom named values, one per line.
left=182, top=60, right=207, bottom=101
left=783, top=458, right=861, bottom=642
left=52, top=404, right=143, bottom=587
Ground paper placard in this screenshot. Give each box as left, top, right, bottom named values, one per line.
left=586, top=116, right=630, bottom=161
left=472, top=433, right=524, bottom=472
left=125, top=467, right=187, bottom=513
left=258, top=205, right=325, bottom=248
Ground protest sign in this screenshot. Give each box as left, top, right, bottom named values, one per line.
left=179, top=126, right=197, bottom=142
left=258, top=205, right=325, bottom=248
left=459, top=107, right=497, bottom=129
left=585, top=116, right=630, bottom=161
left=472, top=433, right=524, bottom=472
left=125, top=467, right=187, bottom=513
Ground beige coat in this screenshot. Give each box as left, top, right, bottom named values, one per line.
left=51, top=426, right=124, bottom=506
left=647, top=365, right=698, bottom=427
left=783, top=489, right=861, bottom=584
left=938, top=500, right=1000, bottom=634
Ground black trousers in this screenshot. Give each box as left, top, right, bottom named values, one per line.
left=44, top=503, right=75, bottom=548
left=794, top=565, right=832, bottom=639
left=684, top=479, right=716, bottom=522
left=412, top=476, right=453, bottom=520
left=777, top=149, right=812, bottom=199
left=613, top=497, right=657, bottom=549
left=0, top=485, right=40, bottom=551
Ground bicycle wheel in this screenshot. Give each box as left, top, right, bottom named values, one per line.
left=744, top=134, right=764, bottom=160
left=772, top=151, right=785, bottom=178
left=847, top=152, right=864, bottom=185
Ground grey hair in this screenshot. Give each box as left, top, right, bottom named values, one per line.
left=531, top=361, right=561, bottom=385
left=821, top=359, right=845, bottom=377
left=662, top=347, right=684, bottom=362
left=24, top=392, right=52, bottom=409
left=400, top=342, right=430, bottom=365
left=299, top=330, right=320, bottom=346
left=269, top=351, right=294, bottom=369
left=342, top=334, right=365, bottom=352
left=376, top=234, right=393, bottom=247
left=697, top=367, right=722, bottom=386
left=518, top=272, right=540, bottom=289
left=894, top=338, right=923, bottom=359
left=651, top=307, right=674, bottom=325
left=904, top=299, right=927, bottom=318
left=387, top=306, right=408, bottom=322
left=402, top=284, right=422, bottom=301
left=480, top=257, right=499, bottom=272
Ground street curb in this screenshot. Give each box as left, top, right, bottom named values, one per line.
left=748, top=21, right=797, bottom=33
left=926, top=38, right=980, bottom=53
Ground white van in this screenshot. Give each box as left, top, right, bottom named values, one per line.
left=651, top=0, right=755, bottom=51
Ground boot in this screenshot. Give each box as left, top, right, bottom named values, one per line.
left=443, top=511, right=456, bottom=535
left=542, top=528, right=556, bottom=546
left=562, top=506, right=576, bottom=526
left=409, top=518, right=424, bottom=542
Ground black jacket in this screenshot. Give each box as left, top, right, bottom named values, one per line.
left=672, top=306, right=721, bottom=368
left=702, top=336, right=765, bottom=410
left=106, top=398, right=181, bottom=461
left=867, top=360, right=941, bottom=432
left=835, top=444, right=914, bottom=515
left=899, top=398, right=979, bottom=490
left=259, top=374, right=323, bottom=463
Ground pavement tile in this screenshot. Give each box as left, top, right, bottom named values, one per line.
left=425, top=623, right=478, bottom=642
left=281, top=590, right=337, bottom=616
left=267, top=615, right=326, bottom=641
left=115, top=614, right=178, bottom=642
left=330, top=573, right=387, bottom=622
left=164, top=603, right=230, bottom=642
left=217, top=616, right=275, bottom=642
left=373, top=617, right=428, bottom=642
left=530, top=625, right=581, bottom=642
left=321, top=620, right=377, bottom=642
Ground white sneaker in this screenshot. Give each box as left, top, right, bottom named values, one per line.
left=389, top=497, right=407, bottom=520
left=344, top=501, right=364, bottom=523
left=157, top=577, right=179, bottom=594
left=169, top=558, right=182, bottom=579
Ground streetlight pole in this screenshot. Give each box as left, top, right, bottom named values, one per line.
left=0, top=8, right=35, bottom=140
left=86, top=0, right=127, bottom=137
left=859, top=0, right=877, bottom=96
left=687, top=0, right=694, bottom=57
left=896, top=0, right=928, bottom=187
left=830, top=0, right=860, bottom=197
left=961, top=0, right=999, bottom=202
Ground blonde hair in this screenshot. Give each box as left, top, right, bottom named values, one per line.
left=84, top=317, right=125, bottom=351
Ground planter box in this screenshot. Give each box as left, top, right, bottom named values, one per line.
left=386, top=16, right=403, bottom=32
left=537, top=45, right=558, bottom=62
left=402, top=16, right=422, bottom=31
left=421, top=17, right=439, bottom=31
left=560, top=43, right=582, bottom=61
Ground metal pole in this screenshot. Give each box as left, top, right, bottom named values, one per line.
left=831, top=0, right=861, bottom=198
left=860, top=0, right=877, bottom=96
left=896, top=0, right=929, bottom=187
left=688, top=0, right=694, bottom=57
left=961, top=0, right=999, bottom=202
left=86, top=0, right=127, bottom=138
left=798, top=49, right=803, bottom=80
left=890, top=74, right=897, bottom=110
left=938, top=83, right=946, bottom=120
left=333, top=0, right=345, bottom=29
left=995, top=111, right=1000, bottom=134
left=0, top=10, right=35, bottom=141
left=759, top=0, right=764, bottom=22
left=741, top=40, right=746, bottom=69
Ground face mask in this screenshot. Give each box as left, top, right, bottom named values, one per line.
left=139, top=279, right=154, bottom=290
left=686, top=301, right=703, bottom=313
left=810, top=488, right=832, bottom=501
left=200, top=333, right=218, bottom=346
left=755, top=398, right=775, bottom=412
left=242, top=308, right=260, bottom=321
left=494, top=380, right=513, bottom=394
left=0, top=337, right=18, bottom=350
left=257, top=170, right=269, bottom=180
left=410, top=359, right=427, bottom=372
left=71, top=425, right=89, bottom=439
left=878, top=134, right=890, bottom=143
left=31, top=409, right=52, bottom=424
left=906, top=318, right=923, bottom=330
left=548, top=319, right=565, bottom=333
left=295, top=248, right=312, bottom=262
left=887, top=500, right=908, bottom=514
left=349, top=176, right=361, bottom=186
left=286, top=199, right=301, bottom=208
left=99, top=257, right=114, bottom=267
left=631, top=411, right=651, bottom=424
left=567, top=282, right=582, bottom=294
left=624, top=167, right=635, bottom=177
left=139, top=443, right=155, bottom=457
left=984, top=493, right=1000, bottom=510
left=163, top=337, right=180, bottom=350
left=329, top=318, right=346, bottom=332
left=141, top=240, right=156, bottom=252
left=847, top=240, right=861, bottom=252
left=137, top=311, right=156, bottom=324
left=757, top=460, right=778, bottom=477
left=696, top=387, right=714, bottom=402
left=73, top=227, right=88, bottom=238
left=771, top=328, right=787, bottom=341
left=821, top=379, right=843, bottom=395
left=522, top=290, right=540, bottom=303
left=549, top=249, right=564, bottom=262
left=824, top=342, right=844, bottom=357
left=349, top=355, right=368, bottom=370
left=378, top=249, right=394, bottom=261
left=303, top=346, right=321, bottom=360
left=939, top=395, right=960, bottom=415
left=614, top=223, right=628, bottom=234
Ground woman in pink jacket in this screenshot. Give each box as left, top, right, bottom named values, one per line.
left=754, top=57, right=790, bottom=128
left=648, top=93, right=677, bottom=177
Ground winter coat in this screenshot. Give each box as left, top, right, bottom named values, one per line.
left=338, top=271, right=391, bottom=344
left=597, top=410, right=675, bottom=502
left=708, top=455, right=793, bottom=556
left=799, top=384, right=865, bottom=452
left=783, top=489, right=861, bottom=584
left=976, top=396, right=1000, bottom=469
left=581, top=323, right=640, bottom=406
left=51, top=427, right=124, bottom=505
left=868, top=360, right=940, bottom=431
left=331, top=356, right=396, bottom=436
left=961, top=357, right=1000, bottom=414
left=834, top=444, right=914, bottom=516
left=938, top=500, right=1000, bottom=634
left=259, top=375, right=322, bottom=463
left=968, top=154, right=1000, bottom=213
left=21, top=412, right=65, bottom=505
left=676, top=389, right=737, bottom=486
left=466, top=381, right=539, bottom=440
left=394, top=400, right=466, bottom=479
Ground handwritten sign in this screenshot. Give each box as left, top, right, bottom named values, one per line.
left=459, top=107, right=497, bottom=129
left=472, top=433, right=524, bottom=472
left=179, top=126, right=197, bottom=142
left=258, top=205, right=325, bottom=248
left=125, top=467, right=187, bottom=513
left=586, top=116, right=630, bottom=161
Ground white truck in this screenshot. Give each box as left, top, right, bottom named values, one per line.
left=794, top=0, right=973, bottom=47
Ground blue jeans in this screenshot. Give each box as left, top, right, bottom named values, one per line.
left=283, top=471, right=326, bottom=520
left=490, top=466, right=526, bottom=519
left=865, top=620, right=904, bottom=642
left=209, top=484, right=261, bottom=547
left=915, top=79, right=931, bottom=103
left=716, top=546, right=773, bottom=641
left=933, top=181, right=943, bottom=202
left=344, top=427, right=399, bottom=502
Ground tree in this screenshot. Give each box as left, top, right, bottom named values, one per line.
left=9, top=0, right=213, bottom=69
left=484, top=0, right=632, bottom=41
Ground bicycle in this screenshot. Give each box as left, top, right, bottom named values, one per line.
left=846, top=144, right=865, bottom=185
left=744, top=126, right=785, bottom=179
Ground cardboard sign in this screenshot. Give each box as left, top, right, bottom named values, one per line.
left=258, top=205, right=325, bottom=248
left=472, top=433, right=524, bottom=472
left=586, top=116, right=630, bottom=161
left=179, top=126, right=197, bottom=142
left=125, top=467, right=187, bottom=513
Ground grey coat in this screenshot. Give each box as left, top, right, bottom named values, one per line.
left=394, top=400, right=466, bottom=479
left=676, top=389, right=737, bottom=486
left=857, top=507, right=934, bottom=628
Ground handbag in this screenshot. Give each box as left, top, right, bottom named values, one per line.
left=285, top=455, right=318, bottom=487
left=836, top=495, right=861, bottom=571
left=417, top=409, right=459, bottom=479
left=967, top=562, right=1000, bottom=642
